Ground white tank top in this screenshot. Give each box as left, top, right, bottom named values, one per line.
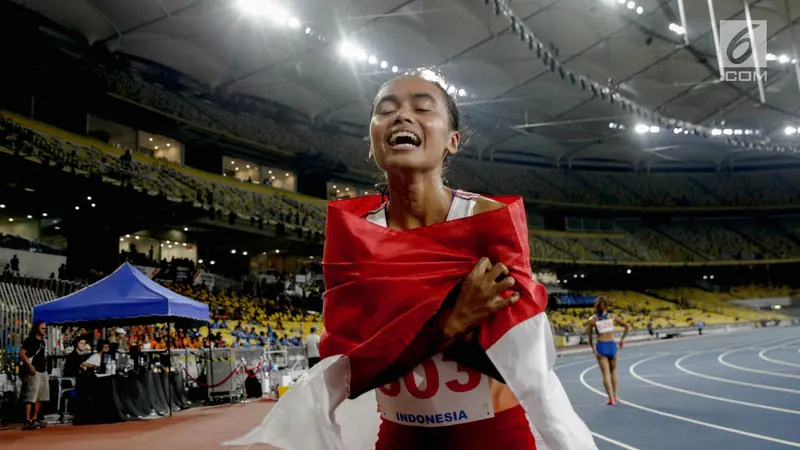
left=366, top=190, right=495, bottom=428
left=365, top=190, right=479, bottom=227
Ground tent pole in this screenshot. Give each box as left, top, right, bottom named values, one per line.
left=167, top=321, right=172, bottom=417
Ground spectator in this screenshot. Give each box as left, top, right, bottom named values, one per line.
left=305, top=327, right=321, bottom=368
left=63, top=336, right=88, bottom=378
left=83, top=339, right=110, bottom=373
left=9, top=254, right=19, bottom=272
left=19, top=321, right=48, bottom=430
left=697, top=319, right=704, bottom=336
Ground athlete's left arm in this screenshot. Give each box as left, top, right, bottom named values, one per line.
left=613, top=314, right=630, bottom=347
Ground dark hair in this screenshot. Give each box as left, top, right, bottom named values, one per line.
left=310, top=327, right=317, bottom=333
left=595, top=297, right=609, bottom=316
left=97, top=339, right=109, bottom=349
left=370, top=69, right=463, bottom=195
left=30, top=320, right=45, bottom=338
left=73, top=336, right=86, bottom=348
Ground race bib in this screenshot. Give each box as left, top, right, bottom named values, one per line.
left=375, top=353, right=494, bottom=428
left=596, top=318, right=615, bottom=334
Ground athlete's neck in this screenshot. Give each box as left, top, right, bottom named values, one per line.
left=385, top=171, right=451, bottom=230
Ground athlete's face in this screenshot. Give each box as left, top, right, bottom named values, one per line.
left=369, top=76, right=460, bottom=173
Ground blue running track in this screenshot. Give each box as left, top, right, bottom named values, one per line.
left=555, top=326, right=800, bottom=450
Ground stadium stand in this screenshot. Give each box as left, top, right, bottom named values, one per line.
left=7, top=109, right=800, bottom=266
left=71, top=66, right=800, bottom=210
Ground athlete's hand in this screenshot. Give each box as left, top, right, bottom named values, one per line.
left=444, top=258, right=519, bottom=338
left=618, top=340, right=624, bottom=350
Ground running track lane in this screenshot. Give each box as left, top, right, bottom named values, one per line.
left=555, top=327, right=800, bottom=450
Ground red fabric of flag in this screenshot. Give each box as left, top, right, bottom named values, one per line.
left=319, top=194, right=547, bottom=395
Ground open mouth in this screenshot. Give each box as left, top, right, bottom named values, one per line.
left=388, top=131, right=422, bottom=149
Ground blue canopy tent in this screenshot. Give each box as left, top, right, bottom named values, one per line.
left=34, top=263, right=210, bottom=326
left=34, top=263, right=209, bottom=417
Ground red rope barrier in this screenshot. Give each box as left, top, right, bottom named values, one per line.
left=183, top=365, right=240, bottom=388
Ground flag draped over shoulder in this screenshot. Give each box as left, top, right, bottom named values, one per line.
left=225, top=195, right=596, bottom=450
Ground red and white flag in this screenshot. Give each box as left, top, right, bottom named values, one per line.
left=225, top=195, right=596, bottom=450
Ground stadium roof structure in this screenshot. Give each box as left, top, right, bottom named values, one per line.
left=17, top=0, right=800, bottom=171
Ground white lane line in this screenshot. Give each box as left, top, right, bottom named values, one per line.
left=759, top=342, right=800, bottom=369
left=591, top=431, right=640, bottom=450
left=675, top=353, right=800, bottom=394
left=579, top=365, right=800, bottom=448
left=630, top=355, right=800, bottom=415
left=719, top=348, right=800, bottom=380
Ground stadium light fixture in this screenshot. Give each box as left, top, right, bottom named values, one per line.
left=0, top=204, right=4, bottom=208
left=636, top=6, right=643, bottom=14
left=87, top=196, right=92, bottom=201
left=42, top=213, right=47, bottom=217
left=626, top=1, right=635, bottom=9
left=711, top=129, right=723, bottom=136
left=199, top=259, right=203, bottom=264
left=135, top=236, right=139, bottom=240
left=184, top=227, right=189, bottom=231
left=723, top=129, right=733, bottom=135
left=626, top=269, right=631, bottom=274
left=634, top=124, right=650, bottom=134
left=785, top=126, right=798, bottom=135
left=91, top=203, right=96, bottom=207
left=27, top=215, right=32, bottom=219
left=75, top=206, right=80, bottom=210
left=243, top=251, right=248, bottom=256
left=392, top=66, right=399, bottom=73
left=649, top=126, right=660, bottom=133
left=275, top=249, right=280, bottom=253
left=231, top=249, right=237, bottom=254
left=778, top=55, right=790, bottom=64
left=380, top=61, right=388, bottom=69
left=210, top=261, right=216, bottom=265
left=120, top=238, right=123, bottom=241
left=669, top=23, right=685, bottom=35
left=126, top=234, right=130, bottom=238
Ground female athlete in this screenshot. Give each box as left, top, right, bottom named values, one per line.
left=360, top=71, right=534, bottom=450
left=226, top=69, right=594, bottom=450
left=586, top=296, right=630, bottom=405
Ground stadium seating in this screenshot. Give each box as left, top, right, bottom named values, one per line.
left=7, top=111, right=800, bottom=265
left=549, top=288, right=789, bottom=332
left=84, top=66, right=800, bottom=209
left=0, top=113, right=327, bottom=237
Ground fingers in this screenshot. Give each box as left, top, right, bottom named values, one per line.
left=470, top=257, right=493, bottom=276
left=490, top=292, right=520, bottom=311
left=490, top=275, right=516, bottom=296
left=485, top=262, right=509, bottom=281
